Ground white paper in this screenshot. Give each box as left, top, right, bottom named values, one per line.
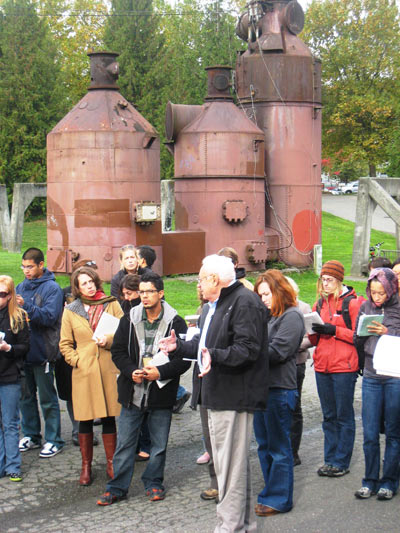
left=147, top=351, right=172, bottom=389
left=186, top=327, right=200, bottom=342
left=303, top=312, right=324, bottom=335
left=92, top=312, right=120, bottom=341
left=373, top=335, right=400, bottom=377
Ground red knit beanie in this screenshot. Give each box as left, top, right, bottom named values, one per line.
left=321, top=260, right=345, bottom=282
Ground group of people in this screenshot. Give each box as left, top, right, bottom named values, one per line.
left=1, top=245, right=400, bottom=532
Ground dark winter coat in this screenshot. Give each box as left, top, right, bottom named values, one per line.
left=354, top=294, right=400, bottom=377
left=111, top=301, right=189, bottom=409
left=110, top=267, right=151, bottom=300
left=16, top=269, right=63, bottom=366
left=175, top=281, right=269, bottom=412
left=0, top=307, right=30, bottom=384
left=268, top=306, right=305, bottom=389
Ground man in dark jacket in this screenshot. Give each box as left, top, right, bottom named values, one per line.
left=159, top=254, right=269, bottom=533
left=97, top=272, right=190, bottom=505
left=16, top=247, right=64, bottom=458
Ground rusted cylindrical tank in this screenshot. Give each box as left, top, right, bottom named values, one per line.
left=47, top=52, right=161, bottom=280
left=168, top=66, right=267, bottom=270
left=235, top=0, right=322, bottom=267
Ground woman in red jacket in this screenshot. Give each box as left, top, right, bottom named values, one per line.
left=310, top=260, right=363, bottom=477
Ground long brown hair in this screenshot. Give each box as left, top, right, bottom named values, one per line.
left=0, top=275, right=28, bottom=333
left=254, top=270, right=297, bottom=317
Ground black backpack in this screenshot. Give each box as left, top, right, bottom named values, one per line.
left=316, top=293, right=356, bottom=330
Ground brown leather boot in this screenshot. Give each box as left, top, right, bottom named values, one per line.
left=102, top=433, right=117, bottom=479
left=78, top=433, right=93, bottom=486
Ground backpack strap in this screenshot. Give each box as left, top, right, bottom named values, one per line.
left=316, top=297, right=323, bottom=316
left=339, top=294, right=356, bottom=330
left=316, top=294, right=356, bottom=330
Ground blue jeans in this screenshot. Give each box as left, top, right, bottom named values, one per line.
left=362, top=377, right=400, bottom=493
left=20, top=364, right=64, bottom=448
left=253, top=388, right=297, bottom=512
left=107, top=406, right=172, bottom=497
left=0, top=382, right=21, bottom=475
left=315, top=371, right=357, bottom=469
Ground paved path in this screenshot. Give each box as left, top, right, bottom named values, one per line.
left=1, top=364, right=399, bottom=533
left=322, top=194, right=396, bottom=235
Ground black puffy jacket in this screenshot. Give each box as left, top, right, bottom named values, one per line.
left=0, top=307, right=30, bottom=384
left=175, top=281, right=269, bottom=412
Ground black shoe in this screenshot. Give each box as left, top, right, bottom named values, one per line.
left=172, top=392, right=192, bottom=414
left=293, top=453, right=301, bottom=467
left=317, top=464, right=332, bottom=476
left=327, top=466, right=349, bottom=477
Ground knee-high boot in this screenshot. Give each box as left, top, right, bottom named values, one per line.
left=102, top=433, right=117, bottom=479
left=78, top=433, right=93, bottom=486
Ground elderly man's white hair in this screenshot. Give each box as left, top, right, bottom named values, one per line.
left=202, top=254, right=235, bottom=283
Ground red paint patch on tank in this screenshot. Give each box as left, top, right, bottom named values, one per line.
left=292, top=210, right=321, bottom=252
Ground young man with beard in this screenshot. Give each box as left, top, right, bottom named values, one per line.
left=97, top=272, right=189, bottom=505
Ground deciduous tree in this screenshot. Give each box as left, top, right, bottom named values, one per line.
left=301, top=0, right=400, bottom=176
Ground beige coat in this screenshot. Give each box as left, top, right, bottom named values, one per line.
left=59, top=299, right=123, bottom=421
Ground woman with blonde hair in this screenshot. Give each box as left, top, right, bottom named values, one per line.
left=253, top=269, right=305, bottom=516
left=310, top=260, right=363, bottom=477
left=0, top=275, right=30, bottom=482
left=59, top=267, right=123, bottom=486
left=111, top=245, right=140, bottom=300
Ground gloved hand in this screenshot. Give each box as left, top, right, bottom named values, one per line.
left=312, top=323, right=336, bottom=336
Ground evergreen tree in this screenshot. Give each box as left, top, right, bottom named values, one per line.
left=0, top=0, right=63, bottom=189
left=103, top=0, right=162, bottom=104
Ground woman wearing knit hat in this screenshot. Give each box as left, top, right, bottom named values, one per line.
left=309, top=260, right=364, bottom=477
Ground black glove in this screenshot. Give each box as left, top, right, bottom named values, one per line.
left=312, top=322, right=336, bottom=336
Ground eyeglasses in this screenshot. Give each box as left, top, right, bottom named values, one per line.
left=0, top=292, right=9, bottom=298
left=138, top=290, right=158, bottom=295
left=20, top=265, right=35, bottom=271
left=321, top=276, right=336, bottom=284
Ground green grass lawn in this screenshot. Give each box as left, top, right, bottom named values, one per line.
left=1, top=213, right=397, bottom=314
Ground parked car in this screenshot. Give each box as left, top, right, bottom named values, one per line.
left=340, top=181, right=358, bottom=194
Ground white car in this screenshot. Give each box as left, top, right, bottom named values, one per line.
left=340, top=181, right=358, bottom=194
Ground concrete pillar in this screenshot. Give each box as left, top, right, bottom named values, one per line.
left=0, top=185, right=11, bottom=250
left=8, top=183, right=47, bottom=253
left=351, top=178, right=376, bottom=276
left=396, top=194, right=400, bottom=252
left=161, top=179, right=175, bottom=232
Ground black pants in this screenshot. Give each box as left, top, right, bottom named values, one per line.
left=79, top=417, right=116, bottom=434
left=291, top=363, right=306, bottom=454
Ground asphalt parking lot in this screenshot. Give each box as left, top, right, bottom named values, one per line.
left=1, top=363, right=399, bottom=533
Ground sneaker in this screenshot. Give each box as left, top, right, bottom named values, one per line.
left=355, top=487, right=376, bottom=499
left=97, top=491, right=127, bottom=506
left=317, top=464, right=332, bottom=477
left=146, top=488, right=166, bottom=501
left=9, top=473, right=22, bottom=482
left=19, top=437, right=40, bottom=452
left=172, top=392, right=192, bottom=414
left=327, top=466, right=350, bottom=477
left=197, top=451, right=210, bottom=465
left=39, top=443, right=63, bottom=458
left=377, top=488, right=393, bottom=500
left=200, top=488, right=219, bottom=501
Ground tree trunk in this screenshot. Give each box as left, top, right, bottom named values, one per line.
left=369, top=163, right=377, bottom=177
